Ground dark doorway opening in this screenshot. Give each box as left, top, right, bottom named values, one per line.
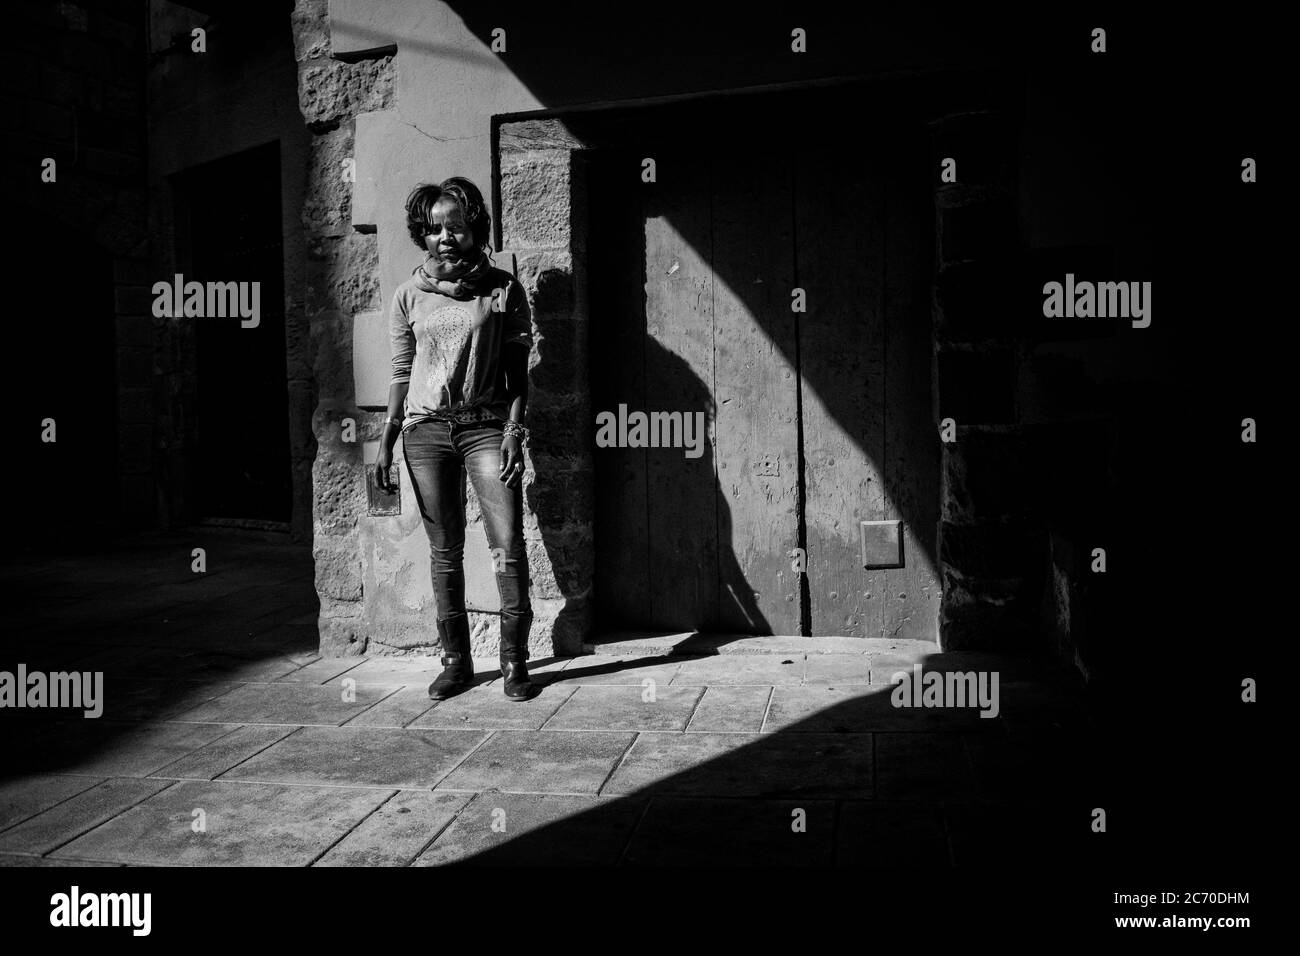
left=173, top=142, right=291, bottom=525
left=11, top=213, right=119, bottom=545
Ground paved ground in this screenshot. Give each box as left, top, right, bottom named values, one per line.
left=0, top=532, right=1100, bottom=867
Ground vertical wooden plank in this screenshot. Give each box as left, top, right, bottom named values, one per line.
left=711, top=147, right=803, bottom=635
left=795, top=147, right=888, bottom=637
left=643, top=152, right=719, bottom=629
left=881, top=140, right=942, bottom=642
left=590, top=151, right=651, bottom=630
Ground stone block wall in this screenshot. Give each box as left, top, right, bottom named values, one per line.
left=499, top=121, right=595, bottom=656
left=931, top=109, right=1043, bottom=653
left=929, top=108, right=1114, bottom=673
left=292, top=0, right=392, bottom=655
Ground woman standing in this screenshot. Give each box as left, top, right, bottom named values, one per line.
left=374, top=177, right=537, bottom=701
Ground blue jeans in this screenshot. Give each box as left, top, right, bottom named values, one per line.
left=401, top=419, right=532, bottom=634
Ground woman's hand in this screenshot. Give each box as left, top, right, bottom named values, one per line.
left=499, top=434, right=525, bottom=488
left=375, top=444, right=396, bottom=494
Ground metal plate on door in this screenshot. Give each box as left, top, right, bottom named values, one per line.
left=861, top=519, right=903, bottom=569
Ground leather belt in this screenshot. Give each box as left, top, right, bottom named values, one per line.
left=419, top=408, right=501, bottom=425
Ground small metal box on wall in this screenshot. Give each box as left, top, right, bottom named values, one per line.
left=364, top=439, right=400, bottom=516
left=861, top=519, right=904, bottom=569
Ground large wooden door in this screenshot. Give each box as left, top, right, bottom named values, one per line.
left=591, top=133, right=939, bottom=640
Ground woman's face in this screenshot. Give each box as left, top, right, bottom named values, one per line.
left=423, top=197, right=476, bottom=263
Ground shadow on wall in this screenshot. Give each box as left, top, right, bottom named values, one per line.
left=521, top=268, right=770, bottom=645
left=577, top=159, right=774, bottom=636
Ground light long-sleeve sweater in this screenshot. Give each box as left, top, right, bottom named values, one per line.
left=388, top=261, right=532, bottom=428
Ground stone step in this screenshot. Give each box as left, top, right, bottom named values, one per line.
left=583, top=632, right=938, bottom=659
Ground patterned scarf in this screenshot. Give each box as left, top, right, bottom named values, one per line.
left=415, top=248, right=493, bottom=298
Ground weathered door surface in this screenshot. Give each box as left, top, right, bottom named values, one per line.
left=591, top=134, right=940, bottom=640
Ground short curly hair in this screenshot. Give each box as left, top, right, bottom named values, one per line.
left=404, top=177, right=492, bottom=251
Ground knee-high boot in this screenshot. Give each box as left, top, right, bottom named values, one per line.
left=499, top=614, right=536, bottom=701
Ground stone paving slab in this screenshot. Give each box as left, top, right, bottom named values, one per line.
left=436, top=730, right=635, bottom=795
left=604, top=732, right=873, bottom=799
left=280, top=651, right=326, bottom=669
left=414, top=792, right=647, bottom=866
left=4, top=627, right=95, bottom=648
left=111, top=647, right=305, bottom=682
left=3, top=719, right=238, bottom=778
left=835, top=801, right=951, bottom=866
left=314, top=790, right=474, bottom=866
left=241, top=613, right=320, bottom=653
left=0, top=777, right=175, bottom=856
left=587, top=633, right=921, bottom=657
left=321, top=656, right=441, bottom=686
left=150, top=725, right=300, bottom=781
left=0, top=853, right=120, bottom=867
left=541, top=684, right=705, bottom=732
left=49, top=780, right=393, bottom=866
left=803, top=654, right=875, bottom=685
left=580, top=632, right=695, bottom=655
left=274, top=657, right=364, bottom=684
left=136, top=586, right=307, bottom=635
left=531, top=655, right=685, bottom=687
left=218, top=725, right=489, bottom=789
left=31, top=603, right=158, bottom=632
left=168, top=601, right=319, bottom=647
left=171, top=682, right=399, bottom=726
left=102, top=678, right=245, bottom=721
left=863, top=645, right=945, bottom=676
left=685, top=685, right=773, bottom=732
left=869, top=650, right=1054, bottom=685
left=764, top=685, right=996, bottom=733
left=944, top=803, right=1078, bottom=867
left=763, top=685, right=878, bottom=733
left=669, top=655, right=806, bottom=685
left=991, top=680, right=1093, bottom=725
left=36, top=722, right=240, bottom=778
left=409, top=684, right=576, bottom=731
left=65, top=619, right=215, bottom=647
left=51, top=644, right=156, bottom=671
left=874, top=733, right=977, bottom=801
left=339, top=686, right=438, bottom=728
left=622, top=797, right=835, bottom=866
left=0, top=716, right=97, bottom=761
left=0, top=644, right=143, bottom=671
left=0, top=774, right=103, bottom=831
left=962, top=730, right=1091, bottom=803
